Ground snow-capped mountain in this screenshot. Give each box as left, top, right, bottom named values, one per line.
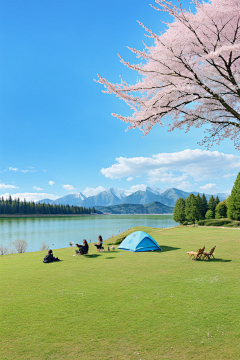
left=119, top=189, right=163, bottom=205
left=146, top=186, right=165, bottom=195
left=38, top=187, right=228, bottom=207
left=51, top=192, right=86, bottom=206
left=79, top=188, right=127, bottom=207
left=110, top=188, right=128, bottom=200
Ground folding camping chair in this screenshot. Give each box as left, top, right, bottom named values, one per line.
left=203, top=246, right=216, bottom=260
left=187, top=245, right=205, bottom=260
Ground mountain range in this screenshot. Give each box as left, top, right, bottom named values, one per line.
left=95, top=201, right=174, bottom=214
left=38, top=187, right=228, bottom=208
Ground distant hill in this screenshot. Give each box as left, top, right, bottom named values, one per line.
left=95, top=201, right=174, bottom=214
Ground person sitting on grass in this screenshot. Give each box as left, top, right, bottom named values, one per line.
left=94, top=235, right=103, bottom=252
left=75, top=239, right=89, bottom=255
left=43, top=249, right=60, bottom=263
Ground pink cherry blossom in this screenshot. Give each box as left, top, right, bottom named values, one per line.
left=95, top=0, right=240, bottom=148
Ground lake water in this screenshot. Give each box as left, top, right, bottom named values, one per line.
left=0, top=215, right=177, bottom=253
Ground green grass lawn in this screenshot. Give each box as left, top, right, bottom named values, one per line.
left=1, top=226, right=239, bottom=360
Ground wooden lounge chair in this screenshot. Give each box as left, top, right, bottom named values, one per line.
left=187, top=245, right=205, bottom=260
left=203, top=246, right=216, bottom=260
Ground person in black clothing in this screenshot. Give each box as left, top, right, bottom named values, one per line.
left=75, top=239, right=89, bottom=255
left=94, top=235, right=103, bottom=252
left=43, top=249, right=60, bottom=263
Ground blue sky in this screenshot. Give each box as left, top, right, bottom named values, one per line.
left=0, top=0, right=239, bottom=201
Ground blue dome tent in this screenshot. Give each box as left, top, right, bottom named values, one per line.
left=118, top=231, right=161, bottom=252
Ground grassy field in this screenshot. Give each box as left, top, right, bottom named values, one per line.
left=1, top=226, right=239, bottom=360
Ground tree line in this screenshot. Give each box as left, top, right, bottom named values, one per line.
left=173, top=173, right=240, bottom=225
left=0, top=196, right=96, bottom=215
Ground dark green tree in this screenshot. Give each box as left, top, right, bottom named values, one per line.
left=196, top=194, right=203, bottom=219
left=201, top=193, right=208, bottom=218
left=208, top=195, right=216, bottom=217
left=173, top=197, right=185, bottom=225
left=215, top=196, right=220, bottom=207
left=215, top=202, right=227, bottom=219
left=0, top=197, right=90, bottom=216
left=185, top=194, right=201, bottom=225
left=227, top=172, right=240, bottom=220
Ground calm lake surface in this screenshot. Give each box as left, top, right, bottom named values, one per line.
left=0, top=215, right=177, bottom=253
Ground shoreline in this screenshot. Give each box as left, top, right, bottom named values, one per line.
left=0, top=213, right=173, bottom=218
left=0, top=214, right=95, bottom=218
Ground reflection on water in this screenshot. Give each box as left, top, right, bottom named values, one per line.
left=0, top=215, right=177, bottom=253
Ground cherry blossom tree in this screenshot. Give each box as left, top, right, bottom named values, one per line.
left=96, top=0, right=240, bottom=148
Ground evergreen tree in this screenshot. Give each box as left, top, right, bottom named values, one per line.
left=215, top=202, right=227, bottom=219
left=227, top=172, right=240, bottom=220
left=23, top=199, right=27, bottom=214
left=0, top=197, right=91, bottom=216
left=173, top=198, right=185, bottom=225
left=196, top=194, right=203, bottom=219
left=208, top=195, right=216, bottom=217
left=215, top=196, right=220, bottom=207
left=201, top=193, right=208, bottom=218
left=185, top=194, right=201, bottom=225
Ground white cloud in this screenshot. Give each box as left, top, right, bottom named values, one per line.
left=127, top=177, right=134, bottom=181
left=222, top=173, right=237, bottom=179
left=223, top=189, right=231, bottom=195
left=33, top=186, right=44, bottom=191
left=0, top=182, right=19, bottom=189
left=21, top=169, right=36, bottom=173
left=42, top=170, right=47, bottom=172
left=146, top=171, right=188, bottom=185
left=82, top=186, right=106, bottom=197
left=175, top=181, right=193, bottom=191
left=125, top=184, right=147, bottom=195
left=8, top=166, right=36, bottom=173
left=48, top=181, right=55, bottom=186
left=199, top=183, right=219, bottom=193
left=62, top=184, right=75, bottom=192
left=1, top=193, right=59, bottom=202
left=9, top=167, right=18, bottom=172
left=100, top=149, right=240, bottom=184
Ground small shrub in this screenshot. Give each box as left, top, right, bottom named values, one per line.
left=39, top=242, right=49, bottom=251
left=182, top=221, right=188, bottom=225
left=198, top=219, right=233, bottom=227
left=199, top=219, right=233, bottom=227
left=198, top=220, right=207, bottom=226
left=224, top=222, right=240, bottom=227
left=211, top=220, right=232, bottom=226
left=12, top=239, right=28, bottom=253
left=0, top=244, right=8, bottom=255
